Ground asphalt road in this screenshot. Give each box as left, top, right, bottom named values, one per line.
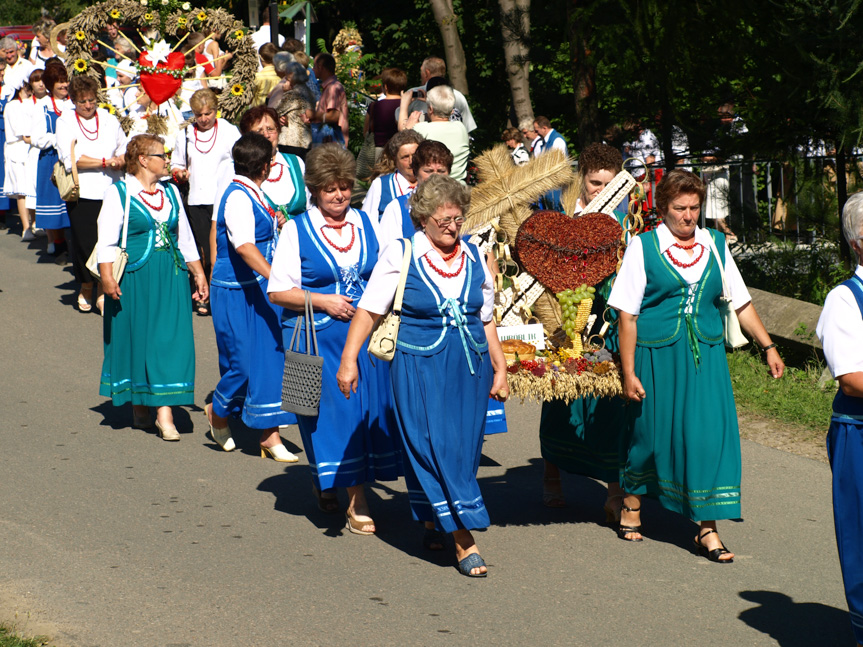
left=0, top=224, right=853, bottom=647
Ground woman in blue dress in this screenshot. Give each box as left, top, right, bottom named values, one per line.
left=268, top=143, right=403, bottom=534
left=31, top=61, right=70, bottom=256
left=816, top=192, right=863, bottom=646
left=207, top=133, right=297, bottom=460
left=337, top=175, right=509, bottom=577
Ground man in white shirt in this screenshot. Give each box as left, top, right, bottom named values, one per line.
left=251, top=7, right=285, bottom=67
left=0, top=36, right=35, bottom=101
left=520, top=120, right=542, bottom=158
left=403, top=56, right=476, bottom=134
left=533, top=116, right=568, bottom=157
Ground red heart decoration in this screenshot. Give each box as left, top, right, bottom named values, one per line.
left=137, top=51, right=186, bottom=106
left=515, top=210, right=623, bottom=292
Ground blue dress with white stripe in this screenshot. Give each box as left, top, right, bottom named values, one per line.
left=390, top=236, right=492, bottom=532
left=826, top=273, right=863, bottom=644
left=210, top=181, right=295, bottom=429
left=35, top=104, right=70, bottom=229
left=284, top=208, right=402, bottom=490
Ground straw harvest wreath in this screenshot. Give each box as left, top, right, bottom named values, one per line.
left=463, top=144, right=642, bottom=401
left=54, top=0, right=258, bottom=132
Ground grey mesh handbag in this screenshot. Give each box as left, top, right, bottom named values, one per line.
left=281, top=290, right=325, bottom=416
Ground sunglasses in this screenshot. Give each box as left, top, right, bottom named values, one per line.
left=145, top=153, right=167, bottom=159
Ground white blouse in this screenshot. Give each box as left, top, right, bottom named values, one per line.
left=817, top=265, right=863, bottom=379
left=212, top=155, right=310, bottom=215
left=267, top=207, right=382, bottom=294
left=3, top=97, right=38, bottom=163
left=171, top=118, right=241, bottom=205
left=56, top=108, right=128, bottom=200
left=96, top=175, right=199, bottom=264
left=361, top=171, right=415, bottom=216
left=219, top=176, right=276, bottom=249
left=608, top=223, right=750, bottom=316
left=377, top=197, right=411, bottom=251
left=30, top=97, right=73, bottom=150
left=357, top=231, right=495, bottom=323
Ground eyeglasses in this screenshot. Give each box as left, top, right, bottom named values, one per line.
left=145, top=153, right=167, bottom=159
left=255, top=126, right=278, bottom=134
left=430, top=214, right=466, bottom=227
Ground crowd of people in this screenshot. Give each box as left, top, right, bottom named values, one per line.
left=12, top=17, right=863, bottom=613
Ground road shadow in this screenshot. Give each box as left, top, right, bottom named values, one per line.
left=738, top=590, right=854, bottom=646
left=200, top=390, right=303, bottom=456
left=91, top=400, right=202, bottom=436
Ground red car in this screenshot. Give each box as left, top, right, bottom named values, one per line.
left=0, top=25, right=36, bottom=47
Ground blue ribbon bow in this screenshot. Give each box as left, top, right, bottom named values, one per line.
left=439, top=297, right=476, bottom=375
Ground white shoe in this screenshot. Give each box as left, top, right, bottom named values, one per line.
left=209, top=425, right=235, bottom=452
left=47, top=242, right=55, bottom=254
left=156, top=420, right=181, bottom=441
left=21, top=229, right=35, bottom=241
left=260, top=443, right=299, bottom=463
left=32, top=227, right=46, bottom=238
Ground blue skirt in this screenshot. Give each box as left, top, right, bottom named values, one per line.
left=289, top=317, right=402, bottom=490
left=391, top=333, right=492, bottom=533
left=211, top=279, right=296, bottom=429
left=827, top=416, right=863, bottom=644
left=35, top=149, right=69, bottom=229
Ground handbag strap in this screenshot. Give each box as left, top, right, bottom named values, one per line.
left=392, top=238, right=412, bottom=313
left=70, top=138, right=79, bottom=187
left=704, top=231, right=731, bottom=299
left=120, top=179, right=131, bottom=251
left=288, top=290, right=320, bottom=356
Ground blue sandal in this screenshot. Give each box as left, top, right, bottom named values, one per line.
left=457, top=553, right=488, bottom=578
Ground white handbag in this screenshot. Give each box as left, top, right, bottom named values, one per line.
left=368, top=238, right=412, bottom=361
left=86, top=181, right=131, bottom=283
left=705, top=232, right=748, bottom=349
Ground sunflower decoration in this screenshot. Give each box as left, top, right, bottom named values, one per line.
left=75, top=30, right=87, bottom=41
left=98, top=102, right=117, bottom=115
left=109, top=9, right=122, bottom=19
left=230, top=83, right=244, bottom=97
left=177, top=16, right=188, bottom=28
left=232, top=28, right=245, bottom=41
left=73, top=58, right=89, bottom=73
left=196, top=10, right=207, bottom=22
left=143, top=12, right=154, bottom=22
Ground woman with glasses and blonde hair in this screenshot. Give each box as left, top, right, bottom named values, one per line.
left=96, top=134, right=207, bottom=439
left=337, top=175, right=508, bottom=577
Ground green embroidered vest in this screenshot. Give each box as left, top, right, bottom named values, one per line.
left=116, top=181, right=187, bottom=273
left=635, top=228, right=725, bottom=348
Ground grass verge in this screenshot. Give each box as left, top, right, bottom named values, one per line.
left=0, top=624, right=50, bottom=647
left=727, top=347, right=835, bottom=440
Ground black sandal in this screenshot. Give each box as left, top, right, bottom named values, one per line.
left=694, top=528, right=734, bottom=563
left=195, top=300, right=211, bottom=317
left=617, top=504, right=643, bottom=542
left=423, top=527, right=446, bottom=551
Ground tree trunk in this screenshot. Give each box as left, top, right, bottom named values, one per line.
left=568, top=2, right=599, bottom=150
left=428, top=0, right=469, bottom=95
left=499, top=0, right=533, bottom=127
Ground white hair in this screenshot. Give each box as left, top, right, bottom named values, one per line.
left=0, top=37, right=17, bottom=51
left=426, top=85, right=455, bottom=117
left=842, top=192, right=863, bottom=250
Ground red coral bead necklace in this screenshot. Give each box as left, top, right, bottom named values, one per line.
left=76, top=112, right=99, bottom=140
left=665, top=242, right=705, bottom=269
left=194, top=120, right=218, bottom=154
left=138, top=187, right=165, bottom=211
left=320, top=218, right=355, bottom=253
left=425, top=250, right=465, bottom=278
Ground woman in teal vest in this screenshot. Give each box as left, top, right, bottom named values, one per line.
left=608, top=170, right=783, bottom=562
left=97, top=134, right=208, bottom=440
left=816, top=192, right=863, bottom=645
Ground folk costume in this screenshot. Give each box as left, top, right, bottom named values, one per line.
left=268, top=207, right=402, bottom=491
left=32, top=96, right=71, bottom=230
left=361, top=171, right=415, bottom=220
left=358, top=232, right=496, bottom=532
left=97, top=178, right=199, bottom=405
left=817, top=266, right=863, bottom=645
left=539, top=208, right=628, bottom=483
left=211, top=177, right=294, bottom=429
left=608, top=224, right=750, bottom=521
